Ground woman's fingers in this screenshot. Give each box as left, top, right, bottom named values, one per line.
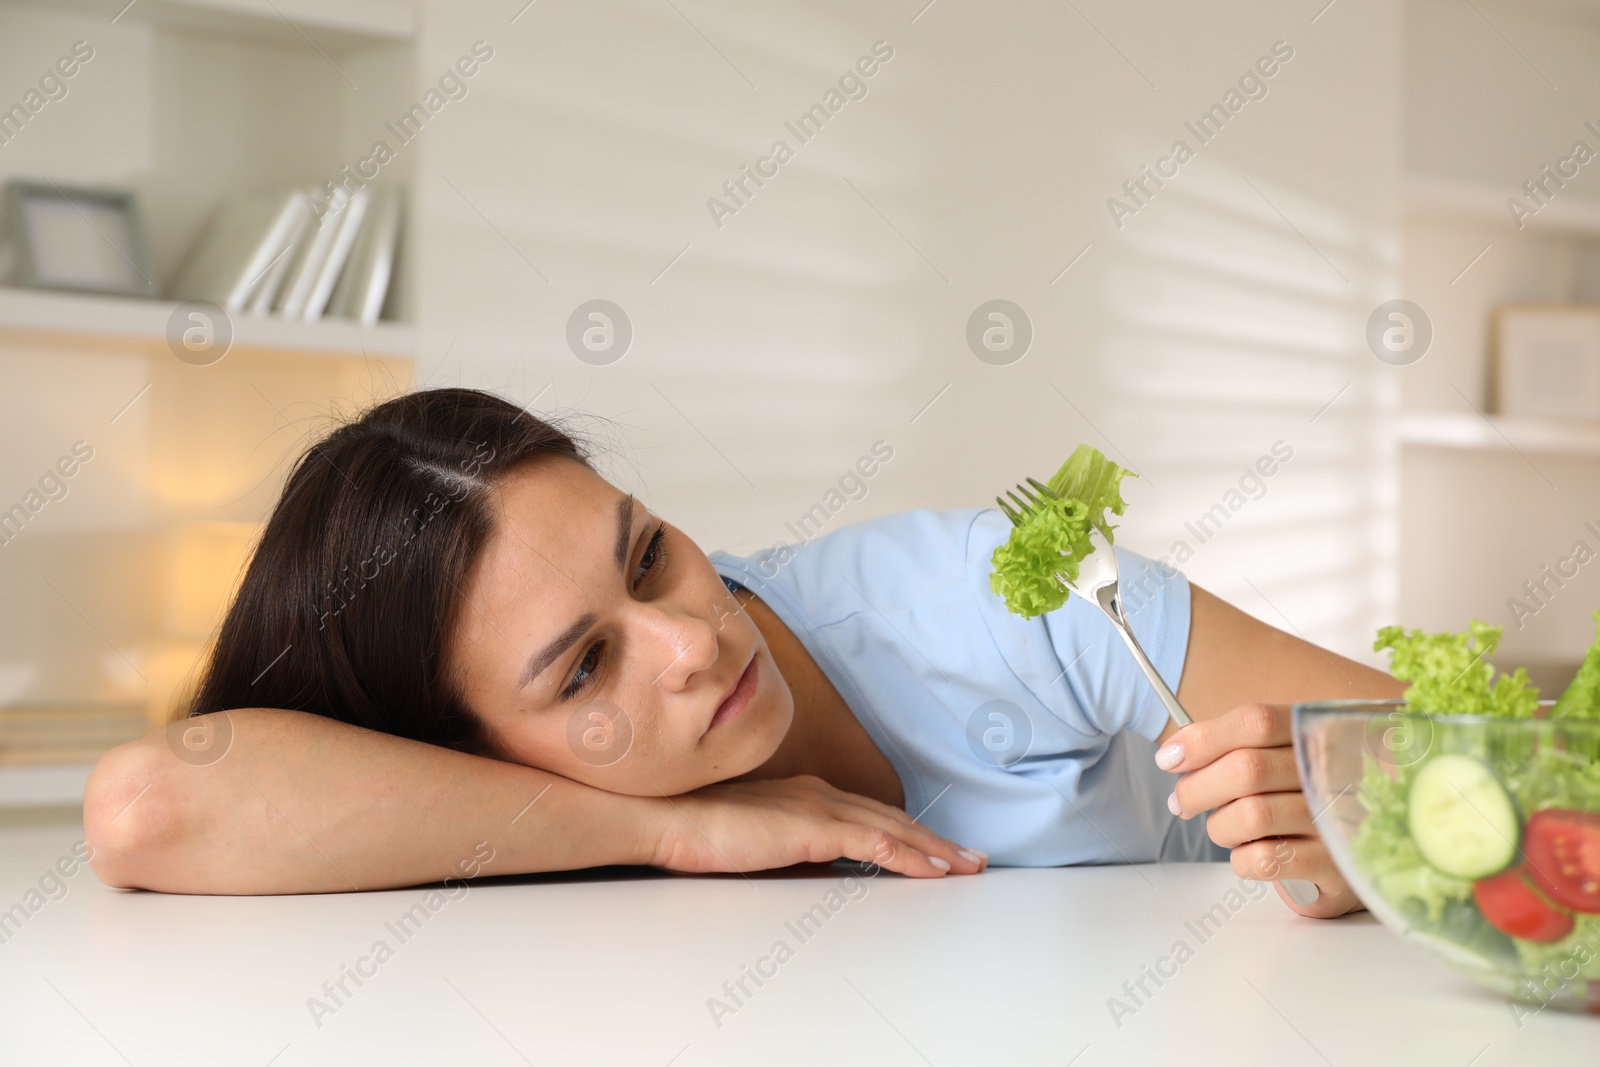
left=1203, top=791, right=1314, bottom=849
left=1149, top=703, right=1370, bottom=920
left=1156, top=702, right=1292, bottom=773
left=875, top=825, right=987, bottom=873
left=1229, top=835, right=1365, bottom=918
left=838, top=825, right=957, bottom=878
left=884, top=814, right=988, bottom=871
left=809, top=777, right=986, bottom=874
left=654, top=775, right=987, bottom=877
left=1170, top=745, right=1301, bottom=818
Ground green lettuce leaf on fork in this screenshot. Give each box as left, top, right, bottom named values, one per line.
left=1372, top=619, right=1540, bottom=718
left=989, top=444, right=1135, bottom=618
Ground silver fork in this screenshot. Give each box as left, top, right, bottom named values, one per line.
left=998, top=477, right=1191, bottom=729
left=999, top=477, right=1321, bottom=904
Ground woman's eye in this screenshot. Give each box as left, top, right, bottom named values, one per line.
left=635, top=524, right=667, bottom=584
left=562, top=641, right=603, bottom=701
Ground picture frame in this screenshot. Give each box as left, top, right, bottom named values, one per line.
left=1490, top=304, right=1600, bottom=420
left=0, top=179, right=157, bottom=298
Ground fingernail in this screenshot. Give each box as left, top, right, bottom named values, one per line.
left=958, top=848, right=984, bottom=864
left=1166, top=790, right=1182, bottom=816
left=927, top=855, right=951, bottom=871
left=1282, top=878, right=1321, bottom=906
left=1156, top=743, right=1184, bottom=770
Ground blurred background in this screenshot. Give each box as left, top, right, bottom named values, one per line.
left=1, top=0, right=1598, bottom=806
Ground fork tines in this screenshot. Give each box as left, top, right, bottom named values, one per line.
left=995, top=476, right=1062, bottom=528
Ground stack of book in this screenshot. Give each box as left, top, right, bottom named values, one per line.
left=167, top=184, right=403, bottom=325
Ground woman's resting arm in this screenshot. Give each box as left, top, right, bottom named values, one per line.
left=84, top=708, right=983, bottom=895
left=83, top=708, right=664, bottom=895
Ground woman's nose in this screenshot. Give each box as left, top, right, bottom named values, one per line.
left=639, top=605, right=717, bottom=692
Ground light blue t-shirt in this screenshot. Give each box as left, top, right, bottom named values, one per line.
left=708, top=507, right=1227, bottom=866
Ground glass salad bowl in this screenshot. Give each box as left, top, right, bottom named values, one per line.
left=1294, top=699, right=1600, bottom=1014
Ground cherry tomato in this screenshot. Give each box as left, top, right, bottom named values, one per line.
left=1473, top=866, right=1575, bottom=942
left=1525, top=809, right=1600, bottom=915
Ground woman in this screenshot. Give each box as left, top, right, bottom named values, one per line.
left=84, top=387, right=1403, bottom=914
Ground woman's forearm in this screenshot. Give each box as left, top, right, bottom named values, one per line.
left=84, top=708, right=662, bottom=895
left=1167, top=582, right=1406, bottom=738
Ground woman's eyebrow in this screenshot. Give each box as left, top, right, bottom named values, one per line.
left=520, top=613, right=597, bottom=690
left=614, top=493, right=635, bottom=571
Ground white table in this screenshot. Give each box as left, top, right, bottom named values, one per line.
left=0, top=811, right=1592, bottom=1066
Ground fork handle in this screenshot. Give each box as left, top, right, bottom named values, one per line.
left=1096, top=587, right=1193, bottom=728
left=1098, top=589, right=1321, bottom=904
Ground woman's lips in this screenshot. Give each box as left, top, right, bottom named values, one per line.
left=705, top=654, right=758, bottom=735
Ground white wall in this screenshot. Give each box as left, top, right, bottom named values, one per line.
left=1402, top=0, right=1600, bottom=412
left=408, top=0, right=1402, bottom=665
left=1400, top=0, right=1600, bottom=676
left=4, top=0, right=1597, bottom=743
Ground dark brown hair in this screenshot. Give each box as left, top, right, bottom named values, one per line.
left=186, top=387, right=590, bottom=754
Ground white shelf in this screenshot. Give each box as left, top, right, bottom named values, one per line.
left=0, top=287, right=413, bottom=359
left=4, top=0, right=415, bottom=49
left=1399, top=410, right=1600, bottom=456
left=1404, top=172, right=1600, bottom=236
left=0, top=764, right=91, bottom=808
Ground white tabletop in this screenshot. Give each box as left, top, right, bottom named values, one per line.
left=0, top=812, right=1592, bottom=1066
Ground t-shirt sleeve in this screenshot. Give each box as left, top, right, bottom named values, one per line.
left=1039, top=545, right=1192, bottom=742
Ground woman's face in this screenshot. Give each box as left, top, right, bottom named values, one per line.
left=449, top=458, right=794, bottom=795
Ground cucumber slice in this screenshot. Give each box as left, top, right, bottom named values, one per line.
left=1406, top=754, right=1520, bottom=880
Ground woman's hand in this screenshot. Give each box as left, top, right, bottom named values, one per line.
left=648, top=774, right=989, bottom=878
left=1157, top=702, right=1365, bottom=918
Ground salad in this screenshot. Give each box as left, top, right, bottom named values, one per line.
left=989, top=444, right=1134, bottom=618
left=1351, top=612, right=1600, bottom=1002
